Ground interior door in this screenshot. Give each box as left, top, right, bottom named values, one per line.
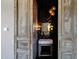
left=58, top=0, right=77, bottom=59
left=14, top=0, right=33, bottom=59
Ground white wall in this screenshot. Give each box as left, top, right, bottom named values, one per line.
left=1, top=0, right=14, bottom=59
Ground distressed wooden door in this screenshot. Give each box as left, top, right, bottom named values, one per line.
left=14, top=0, right=33, bottom=59
left=14, top=0, right=77, bottom=59
left=58, top=0, right=77, bottom=59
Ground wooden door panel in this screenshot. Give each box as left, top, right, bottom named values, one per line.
left=62, top=54, right=72, bottom=59
left=15, top=0, right=32, bottom=59
left=18, top=0, right=29, bottom=36
left=59, top=0, right=77, bottom=59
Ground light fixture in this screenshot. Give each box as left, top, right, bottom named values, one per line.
left=47, top=23, right=54, bottom=32
left=47, top=6, right=56, bottom=20
left=49, top=11, right=55, bottom=16
left=49, top=6, right=56, bottom=16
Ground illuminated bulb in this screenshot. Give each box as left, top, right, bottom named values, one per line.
left=47, top=23, right=54, bottom=32
left=47, top=23, right=51, bottom=32
left=49, top=10, right=52, bottom=14
left=49, top=9, right=55, bottom=16
left=52, top=6, right=56, bottom=10
left=50, top=11, right=55, bottom=16
left=51, top=26, right=53, bottom=30
left=51, top=28, right=53, bottom=30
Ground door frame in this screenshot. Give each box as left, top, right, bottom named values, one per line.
left=14, top=0, right=77, bottom=59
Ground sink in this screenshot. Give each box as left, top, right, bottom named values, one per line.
left=38, top=39, right=53, bottom=44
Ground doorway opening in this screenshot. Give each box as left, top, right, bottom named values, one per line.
left=33, top=0, right=58, bottom=59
